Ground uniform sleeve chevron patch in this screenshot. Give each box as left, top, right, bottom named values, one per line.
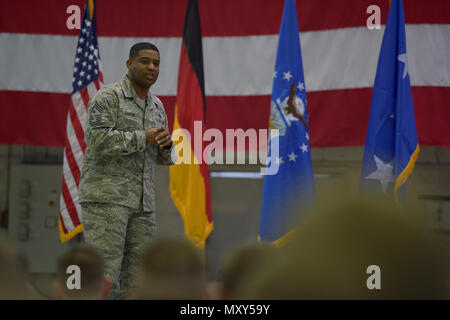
left=89, top=102, right=104, bottom=126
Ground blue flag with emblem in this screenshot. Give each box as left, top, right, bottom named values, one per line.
left=360, top=0, right=419, bottom=204
left=260, top=0, right=315, bottom=244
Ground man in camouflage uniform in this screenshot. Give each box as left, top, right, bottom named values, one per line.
left=79, top=42, right=176, bottom=299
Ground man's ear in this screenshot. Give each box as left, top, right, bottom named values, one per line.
left=102, top=277, right=112, bottom=299
left=126, top=59, right=132, bottom=70
left=53, top=281, right=63, bottom=300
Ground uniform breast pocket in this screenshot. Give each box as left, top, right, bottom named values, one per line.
left=155, top=112, right=166, bottom=126
left=116, top=107, right=143, bottom=130
left=146, top=112, right=166, bottom=128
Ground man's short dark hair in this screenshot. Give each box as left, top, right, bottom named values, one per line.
left=135, top=237, right=205, bottom=299
left=141, top=238, right=202, bottom=277
left=220, top=242, right=276, bottom=299
left=56, top=244, right=104, bottom=298
left=129, top=42, right=159, bottom=60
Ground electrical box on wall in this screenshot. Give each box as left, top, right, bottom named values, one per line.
left=8, top=165, right=70, bottom=273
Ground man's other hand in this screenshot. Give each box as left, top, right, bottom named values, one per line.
left=145, top=127, right=165, bottom=145
left=145, top=127, right=173, bottom=149
left=155, top=127, right=172, bottom=149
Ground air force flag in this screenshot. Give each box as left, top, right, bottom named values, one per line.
left=361, top=0, right=419, bottom=204
left=260, top=0, right=315, bottom=244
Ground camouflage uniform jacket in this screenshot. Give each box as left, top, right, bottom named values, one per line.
left=79, top=75, right=176, bottom=211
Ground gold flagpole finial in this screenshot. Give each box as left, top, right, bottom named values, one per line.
left=88, top=0, right=94, bottom=20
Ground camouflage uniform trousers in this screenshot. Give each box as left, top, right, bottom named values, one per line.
left=81, top=202, right=156, bottom=299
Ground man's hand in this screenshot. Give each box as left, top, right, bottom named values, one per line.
left=286, top=83, right=307, bottom=128
left=145, top=127, right=164, bottom=145
left=145, top=126, right=172, bottom=149
left=155, top=127, right=173, bottom=149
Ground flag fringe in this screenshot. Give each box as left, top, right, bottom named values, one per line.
left=258, top=228, right=297, bottom=247
left=394, top=143, right=420, bottom=205
left=58, top=219, right=83, bottom=243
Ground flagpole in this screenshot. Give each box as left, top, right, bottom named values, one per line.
left=88, top=0, right=94, bottom=20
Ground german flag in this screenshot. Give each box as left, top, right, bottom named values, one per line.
left=169, top=0, right=213, bottom=248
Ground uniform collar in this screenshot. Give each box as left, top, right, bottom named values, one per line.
left=122, top=75, right=153, bottom=105
left=121, top=75, right=136, bottom=99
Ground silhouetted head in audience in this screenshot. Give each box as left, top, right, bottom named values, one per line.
left=0, top=239, right=32, bottom=299
left=219, top=242, right=277, bottom=299
left=54, top=244, right=111, bottom=300
left=132, top=237, right=205, bottom=300
left=238, top=194, right=449, bottom=299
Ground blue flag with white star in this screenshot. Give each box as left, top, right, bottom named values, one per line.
left=260, top=0, right=315, bottom=244
left=360, top=0, right=419, bottom=204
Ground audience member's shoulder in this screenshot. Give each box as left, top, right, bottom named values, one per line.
left=0, top=239, right=32, bottom=299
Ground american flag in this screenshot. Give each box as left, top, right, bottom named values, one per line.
left=59, top=0, right=103, bottom=242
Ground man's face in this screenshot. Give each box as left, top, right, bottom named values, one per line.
left=127, top=49, right=160, bottom=88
